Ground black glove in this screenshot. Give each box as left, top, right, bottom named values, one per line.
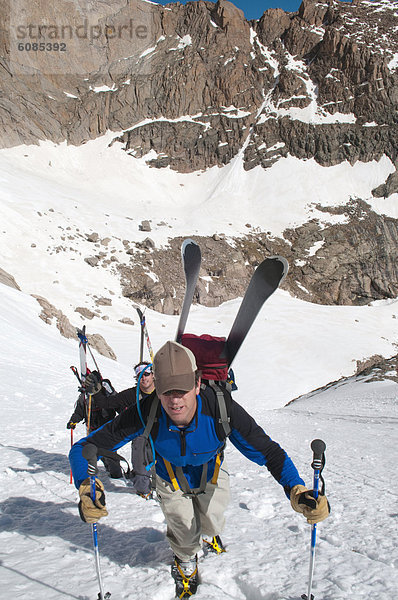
left=66, top=421, right=77, bottom=429
left=84, top=371, right=102, bottom=395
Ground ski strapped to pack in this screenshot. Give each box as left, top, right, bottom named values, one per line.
left=136, top=306, right=154, bottom=362
left=175, top=239, right=202, bottom=343
left=225, top=255, right=289, bottom=367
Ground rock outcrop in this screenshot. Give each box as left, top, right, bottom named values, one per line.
left=33, top=295, right=116, bottom=359
left=112, top=202, right=398, bottom=312
left=0, top=267, right=20, bottom=290
left=288, top=353, right=398, bottom=405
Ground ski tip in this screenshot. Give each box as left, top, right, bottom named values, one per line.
left=268, top=255, right=289, bottom=279
left=181, top=238, right=201, bottom=255
left=182, top=238, right=196, bottom=246
left=134, top=305, right=144, bottom=318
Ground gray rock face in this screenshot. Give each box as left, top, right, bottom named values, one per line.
left=283, top=200, right=398, bottom=305
left=372, top=170, right=398, bottom=198
left=1, top=0, right=396, bottom=175
left=114, top=199, right=398, bottom=312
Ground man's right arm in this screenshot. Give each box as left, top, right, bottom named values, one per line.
left=69, top=404, right=143, bottom=488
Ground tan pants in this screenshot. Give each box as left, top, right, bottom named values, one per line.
left=156, top=463, right=230, bottom=561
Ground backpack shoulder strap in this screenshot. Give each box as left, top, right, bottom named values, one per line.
left=207, top=381, right=232, bottom=438
left=142, top=395, right=159, bottom=440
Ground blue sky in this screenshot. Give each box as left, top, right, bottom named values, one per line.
left=154, top=1, right=303, bottom=21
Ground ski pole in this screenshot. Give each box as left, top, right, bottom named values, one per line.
left=69, top=428, right=74, bottom=484
left=87, top=394, right=92, bottom=436
left=302, top=439, right=326, bottom=600
left=70, top=365, right=82, bottom=385
left=82, top=444, right=111, bottom=600
left=87, top=342, right=102, bottom=378
left=135, top=306, right=154, bottom=361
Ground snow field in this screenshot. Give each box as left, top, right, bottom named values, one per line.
left=1, top=283, right=397, bottom=599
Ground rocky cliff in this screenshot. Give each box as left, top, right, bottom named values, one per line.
left=1, top=0, right=396, bottom=171
left=1, top=0, right=397, bottom=315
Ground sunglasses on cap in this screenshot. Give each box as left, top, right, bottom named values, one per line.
left=140, top=370, right=152, bottom=377
left=135, top=366, right=152, bottom=377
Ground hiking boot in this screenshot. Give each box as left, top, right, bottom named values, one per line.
left=171, top=554, right=198, bottom=598
left=203, top=535, right=226, bottom=555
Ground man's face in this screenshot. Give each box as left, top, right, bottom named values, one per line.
left=158, top=379, right=200, bottom=427
left=138, top=370, right=155, bottom=394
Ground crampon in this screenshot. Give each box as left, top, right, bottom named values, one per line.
left=171, top=555, right=198, bottom=598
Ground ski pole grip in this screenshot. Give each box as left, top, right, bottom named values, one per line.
left=311, top=439, right=326, bottom=471
left=82, top=443, right=98, bottom=476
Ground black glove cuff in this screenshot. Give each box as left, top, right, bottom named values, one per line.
left=78, top=500, right=87, bottom=523
left=96, top=489, right=106, bottom=507
left=82, top=485, right=106, bottom=507
left=298, top=490, right=317, bottom=510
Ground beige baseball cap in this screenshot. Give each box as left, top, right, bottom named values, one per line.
left=153, top=341, right=197, bottom=395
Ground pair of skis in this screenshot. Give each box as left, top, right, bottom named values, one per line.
left=77, top=327, right=92, bottom=435
left=175, top=238, right=288, bottom=365
left=135, top=239, right=288, bottom=367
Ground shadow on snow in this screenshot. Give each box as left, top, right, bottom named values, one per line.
left=0, top=495, right=169, bottom=567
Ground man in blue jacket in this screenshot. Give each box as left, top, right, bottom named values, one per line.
left=70, top=340, right=329, bottom=598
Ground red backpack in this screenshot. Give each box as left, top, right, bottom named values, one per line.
left=180, top=334, right=228, bottom=381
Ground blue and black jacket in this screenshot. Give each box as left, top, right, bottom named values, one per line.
left=69, top=385, right=304, bottom=497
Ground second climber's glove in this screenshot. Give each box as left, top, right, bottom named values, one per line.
left=84, top=371, right=102, bottom=396
left=290, top=484, right=330, bottom=524
left=78, top=477, right=108, bottom=523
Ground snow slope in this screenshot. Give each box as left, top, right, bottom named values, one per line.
left=1, top=283, right=397, bottom=600
left=1, top=135, right=398, bottom=403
